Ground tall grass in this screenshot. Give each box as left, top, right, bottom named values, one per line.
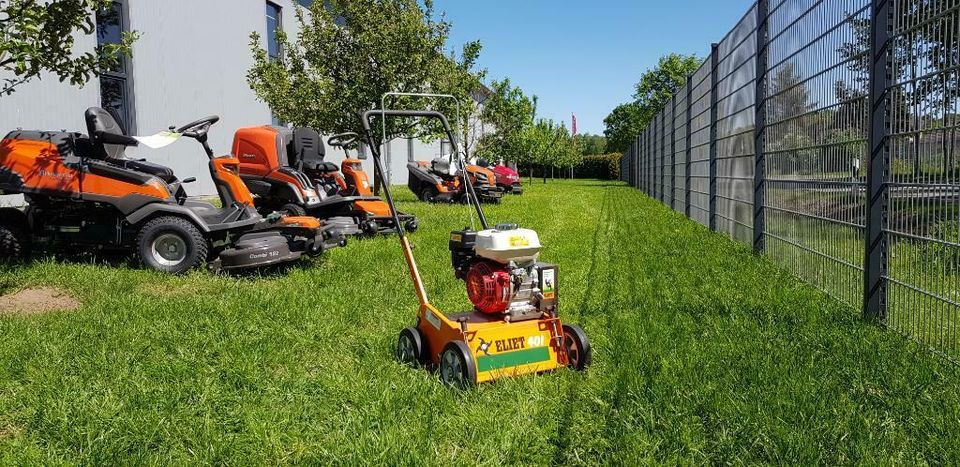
left=0, top=180, right=958, bottom=463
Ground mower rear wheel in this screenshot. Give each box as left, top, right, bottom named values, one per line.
left=439, top=341, right=476, bottom=388
left=136, top=216, right=208, bottom=274
left=0, top=220, right=29, bottom=263
left=404, top=219, right=419, bottom=233
left=396, top=327, right=427, bottom=367
left=562, top=324, right=592, bottom=371
left=280, top=203, right=307, bottom=217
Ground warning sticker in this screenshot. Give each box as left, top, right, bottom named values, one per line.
left=510, top=236, right=530, bottom=247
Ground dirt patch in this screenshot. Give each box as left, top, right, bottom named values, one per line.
left=0, top=287, right=80, bottom=316
left=0, top=424, right=23, bottom=439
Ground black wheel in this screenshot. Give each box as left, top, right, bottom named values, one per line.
left=0, top=220, right=29, bottom=263
left=361, top=220, right=378, bottom=236
left=280, top=203, right=307, bottom=217
left=439, top=341, right=476, bottom=388
left=136, top=216, right=208, bottom=274
left=420, top=186, right=438, bottom=203
left=562, top=324, right=592, bottom=371
left=396, top=327, right=427, bottom=367
left=404, top=219, right=419, bottom=232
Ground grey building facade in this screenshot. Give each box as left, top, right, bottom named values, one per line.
left=0, top=0, right=452, bottom=207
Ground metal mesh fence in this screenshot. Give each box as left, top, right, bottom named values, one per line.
left=663, top=102, right=675, bottom=207
left=690, top=60, right=714, bottom=227
left=674, top=92, right=689, bottom=212
left=715, top=5, right=758, bottom=244
left=886, top=0, right=960, bottom=356
left=619, top=0, right=960, bottom=362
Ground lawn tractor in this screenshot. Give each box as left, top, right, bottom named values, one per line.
left=0, top=107, right=344, bottom=273
left=492, top=164, right=523, bottom=195
left=363, top=109, right=590, bottom=387
left=234, top=126, right=417, bottom=235
left=407, top=156, right=503, bottom=204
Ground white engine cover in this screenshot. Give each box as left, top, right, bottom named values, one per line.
left=474, top=227, right=541, bottom=264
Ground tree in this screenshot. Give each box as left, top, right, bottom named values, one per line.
left=767, top=63, right=812, bottom=123
left=603, top=102, right=645, bottom=153
left=603, top=53, right=701, bottom=152
left=633, top=53, right=702, bottom=114
left=475, top=78, right=536, bottom=166
left=0, top=0, right=137, bottom=96
left=574, top=133, right=606, bottom=156
left=246, top=0, right=482, bottom=153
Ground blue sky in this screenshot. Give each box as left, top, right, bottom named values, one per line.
left=437, top=0, right=756, bottom=135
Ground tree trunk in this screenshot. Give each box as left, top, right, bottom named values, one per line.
left=542, top=164, right=547, bottom=184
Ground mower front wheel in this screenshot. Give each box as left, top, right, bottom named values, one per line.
left=0, top=219, right=29, bottom=263
left=396, top=327, right=428, bottom=367
left=404, top=219, right=419, bottom=233
left=136, top=216, right=208, bottom=274
left=439, top=341, right=476, bottom=388
left=280, top=203, right=307, bottom=217
left=419, top=187, right=438, bottom=203
left=562, top=324, right=592, bottom=371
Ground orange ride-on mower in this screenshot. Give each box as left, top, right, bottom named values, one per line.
left=234, top=126, right=417, bottom=235
left=0, top=107, right=344, bottom=273
left=362, top=109, right=591, bottom=387
left=407, top=156, right=503, bottom=204
left=406, top=157, right=463, bottom=203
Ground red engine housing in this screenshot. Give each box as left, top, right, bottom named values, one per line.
left=466, top=261, right=512, bottom=314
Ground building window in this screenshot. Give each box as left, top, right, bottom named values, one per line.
left=96, top=0, right=134, bottom=133
left=266, top=2, right=283, bottom=61
left=266, top=1, right=285, bottom=125
left=297, top=0, right=313, bottom=7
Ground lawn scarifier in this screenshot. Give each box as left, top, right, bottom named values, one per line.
left=361, top=109, right=591, bottom=387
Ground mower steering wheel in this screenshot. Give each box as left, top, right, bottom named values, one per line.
left=328, top=132, right=358, bottom=148
left=176, top=116, right=220, bottom=138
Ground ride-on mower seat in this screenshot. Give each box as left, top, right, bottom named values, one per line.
left=432, top=157, right=457, bottom=177
left=120, top=159, right=178, bottom=183
left=288, top=127, right=329, bottom=171
left=84, top=107, right=178, bottom=183
left=313, top=161, right=340, bottom=173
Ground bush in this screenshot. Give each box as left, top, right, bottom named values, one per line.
left=576, top=153, right=621, bottom=180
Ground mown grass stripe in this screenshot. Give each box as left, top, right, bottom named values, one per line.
left=476, top=346, right=551, bottom=372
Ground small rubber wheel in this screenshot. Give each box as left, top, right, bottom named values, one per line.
left=0, top=220, right=29, bottom=263
left=396, top=327, right=427, bottom=367
left=361, top=220, right=379, bottom=236
left=562, top=324, right=592, bottom=371
left=136, top=216, right=208, bottom=274
left=439, top=341, right=477, bottom=388
left=280, top=203, right=307, bottom=217
left=404, top=219, right=419, bottom=233
left=420, top=187, right=438, bottom=203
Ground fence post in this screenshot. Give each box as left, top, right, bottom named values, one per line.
left=685, top=75, right=693, bottom=219
left=864, top=0, right=890, bottom=321
left=753, top=0, right=769, bottom=254
left=709, top=43, right=720, bottom=231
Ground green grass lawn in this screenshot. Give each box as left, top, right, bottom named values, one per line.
left=1, top=179, right=959, bottom=464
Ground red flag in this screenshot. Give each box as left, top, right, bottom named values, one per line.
left=571, top=114, right=578, bottom=137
